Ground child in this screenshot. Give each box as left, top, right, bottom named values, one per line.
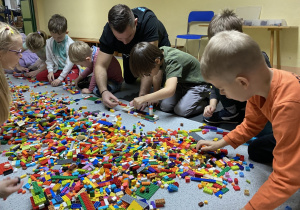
left=22, top=30, right=47, bottom=77
left=36, top=14, right=79, bottom=86
left=129, top=42, right=210, bottom=117
left=68, top=41, right=123, bottom=95
left=10, top=33, right=40, bottom=74
left=197, top=30, right=300, bottom=209
left=0, top=23, right=24, bottom=197
left=204, top=9, right=271, bottom=124
left=204, top=9, right=274, bottom=164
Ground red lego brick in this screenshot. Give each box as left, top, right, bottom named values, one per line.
left=233, top=185, right=240, bottom=191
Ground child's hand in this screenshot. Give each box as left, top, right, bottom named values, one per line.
left=51, top=79, right=62, bottom=87
left=130, top=96, right=147, bottom=110
left=0, top=177, right=24, bottom=198
left=203, top=105, right=216, bottom=117
left=196, top=139, right=227, bottom=152
left=47, top=72, right=55, bottom=82
left=24, top=69, right=43, bottom=78
left=81, top=88, right=92, bottom=94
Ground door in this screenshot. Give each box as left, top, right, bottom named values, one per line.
left=20, top=0, right=36, bottom=34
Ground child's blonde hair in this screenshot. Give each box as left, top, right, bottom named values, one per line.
left=0, top=22, right=20, bottom=52
left=26, top=30, right=47, bottom=51
left=0, top=23, right=16, bottom=124
left=68, top=41, right=93, bottom=63
left=200, top=31, right=265, bottom=81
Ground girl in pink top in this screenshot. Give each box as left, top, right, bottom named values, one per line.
left=69, top=42, right=123, bottom=95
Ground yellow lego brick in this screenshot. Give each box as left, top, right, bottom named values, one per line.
left=53, top=183, right=61, bottom=192
left=20, top=174, right=27, bottom=179
left=45, top=175, right=51, bottom=181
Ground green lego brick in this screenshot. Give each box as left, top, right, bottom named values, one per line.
left=217, top=166, right=231, bottom=177
left=221, top=187, right=229, bottom=194
left=136, top=183, right=159, bottom=200
left=189, top=128, right=202, bottom=132
left=203, top=187, right=213, bottom=195
left=231, top=165, right=240, bottom=171
left=51, top=175, right=78, bottom=180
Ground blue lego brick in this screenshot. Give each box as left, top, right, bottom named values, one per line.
left=167, top=184, right=178, bottom=192
left=71, top=203, right=82, bottom=209
left=215, top=190, right=224, bottom=197
left=94, top=201, right=100, bottom=208
left=236, top=163, right=244, bottom=170
left=191, top=177, right=216, bottom=183
left=105, top=187, right=111, bottom=195
left=97, top=120, right=113, bottom=127
left=54, top=195, right=63, bottom=204
left=180, top=171, right=189, bottom=178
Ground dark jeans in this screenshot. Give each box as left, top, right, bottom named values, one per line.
left=248, top=134, right=276, bottom=164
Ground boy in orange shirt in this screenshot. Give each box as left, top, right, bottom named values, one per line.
left=197, top=30, right=300, bottom=209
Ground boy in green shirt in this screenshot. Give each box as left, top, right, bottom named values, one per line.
left=129, top=42, right=210, bottom=117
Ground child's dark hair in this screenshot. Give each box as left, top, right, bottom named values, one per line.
left=48, top=14, right=67, bottom=34
left=129, top=42, right=164, bottom=78
left=208, top=9, right=243, bottom=39
left=26, top=30, right=47, bottom=52
left=108, top=4, right=135, bottom=33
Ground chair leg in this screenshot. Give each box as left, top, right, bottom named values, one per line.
left=175, top=38, right=177, bottom=48
left=186, top=39, right=188, bottom=53
left=198, top=39, right=201, bottom=60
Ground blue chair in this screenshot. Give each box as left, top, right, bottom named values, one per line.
left=175, top=11, right=214, bottom=59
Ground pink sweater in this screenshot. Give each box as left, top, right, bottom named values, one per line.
left=80, top=48, right=123, bottom=91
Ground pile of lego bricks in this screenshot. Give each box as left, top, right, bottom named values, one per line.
left=0, top=83, right=255, bottom=210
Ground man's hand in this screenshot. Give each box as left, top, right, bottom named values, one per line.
left=81, top=88, right=92, bottom=94
left=102, top=91, right=119, bottom=108
left=51, top=79, right=62, bottom=87
left=47, top=72, right=55, bottom=82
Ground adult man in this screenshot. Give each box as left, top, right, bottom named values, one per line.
left=95, top=4, right=170, bottom=108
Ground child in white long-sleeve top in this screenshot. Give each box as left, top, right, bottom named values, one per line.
left=36, top=14, right=79, bottom=86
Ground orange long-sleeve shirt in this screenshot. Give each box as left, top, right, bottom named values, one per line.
left=224, top=69, right=300, bottom=210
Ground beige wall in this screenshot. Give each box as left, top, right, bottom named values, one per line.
left=34, top=0, right=300, bottom=71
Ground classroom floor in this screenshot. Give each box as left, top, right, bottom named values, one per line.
left=0, top=75, right=299, bottom=210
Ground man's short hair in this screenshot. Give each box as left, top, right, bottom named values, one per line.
left=48, top=14, right=68, bottom=34
left=200, top=31, right=265, bottom=81
left=208, top=9, right=243, bottom=39
left=108, top=4, right=135, bottom=33
left=68, top=41, right=93, bottom=63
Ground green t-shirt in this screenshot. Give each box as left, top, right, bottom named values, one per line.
left=160, top=46, right=205, bottom=84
